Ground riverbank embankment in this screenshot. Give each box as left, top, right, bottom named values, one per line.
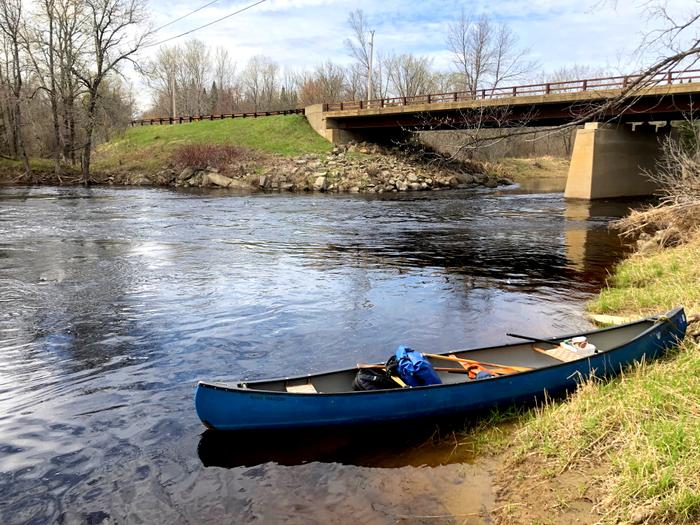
left=0, top=115, right=569, bottom=193
left=487, top=236, right=700, bottom=524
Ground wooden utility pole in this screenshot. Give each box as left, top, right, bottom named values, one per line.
left=171, top=76, right=177, bottom=119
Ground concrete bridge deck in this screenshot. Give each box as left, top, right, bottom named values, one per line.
left=308, top=82, right=700, bottom=140
left=306, top=70, right=700, bottom=200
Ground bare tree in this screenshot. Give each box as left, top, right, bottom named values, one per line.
left=344, top=62, right=365, bottom=100
left=446, top=11, right=532, bottom=94
left=278, top=68, right=297, bottom=108
left=447, top=11, right=492, bottom=94
left=240, top=55, right=279, bottom=111
left=144, top=44, right=179, bottom=117
left=181, top=39, right=209, bottom=115
left=144, top=43, right=289, bottom=116
left=0, top=0, right=30, bottom=176
left=56, top=0, right=82, bottom=165
left=72, top=0, right=149, bottom=183
left=260, top=58, right=279, bottom=110
left=386, top=53, right=435, bottom=98
left=544, top=64, right=610, bottom=84
left=297, top=61, right=346, bottom=105
left=345, top=9, right=372, bottom=99
left=27, top=0, right=66, bottom=176
left=422, top=70, right=456, bottom=94
left=213, top=46, right=236, bottom=113
left=491, top=23, right=536, bottom=89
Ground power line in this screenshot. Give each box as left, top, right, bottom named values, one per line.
left=146, top=0, right=268, bottom=48
left=152, top=0, right=220, bottom=33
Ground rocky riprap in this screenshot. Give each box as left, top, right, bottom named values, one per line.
left=115, top=142, right=513, bottom=193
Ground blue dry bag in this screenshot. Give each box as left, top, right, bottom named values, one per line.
left=394, top=346, right=442, bottom=387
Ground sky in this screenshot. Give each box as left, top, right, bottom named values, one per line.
left=132, top=0, right=698, bottom=110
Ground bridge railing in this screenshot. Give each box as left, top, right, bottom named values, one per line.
left=130, top=108, right=304, bottom=126
left=326, top=68, right=700, bottom=111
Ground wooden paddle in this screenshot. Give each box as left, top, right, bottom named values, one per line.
left=422, top=353, right=531, bottom=373
left=357, top=363, right=493, bottom=375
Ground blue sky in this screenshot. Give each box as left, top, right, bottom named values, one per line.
left=134, top=0, right=697, bottom=107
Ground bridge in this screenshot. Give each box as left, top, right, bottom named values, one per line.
left=306, top=69, right=700, bottom=200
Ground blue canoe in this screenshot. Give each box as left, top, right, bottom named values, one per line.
left=195, top=308, right=687, bottom=431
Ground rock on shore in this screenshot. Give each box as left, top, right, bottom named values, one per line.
left=108, top=142, right=514, bottom=193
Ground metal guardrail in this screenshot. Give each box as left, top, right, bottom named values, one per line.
left=325, top=69, right=700, bottom=111
left=130, top=108, right=304, bottom=126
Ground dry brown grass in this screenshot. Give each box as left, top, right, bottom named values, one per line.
left=170, top=143, right=252, bottom=170
left=616, top=136, right=700, bottom=246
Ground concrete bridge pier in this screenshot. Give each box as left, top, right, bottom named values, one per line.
left=564, top=122, right=669, bottom=200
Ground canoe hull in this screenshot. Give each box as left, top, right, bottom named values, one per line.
left=195, top=308, right=687, bottom=431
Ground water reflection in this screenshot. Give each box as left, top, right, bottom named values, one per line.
left=197, top=422, right=477, bottom=469
left=563, top=199, right=643, bottom=274
left=0, top=185, right=642, bottom=524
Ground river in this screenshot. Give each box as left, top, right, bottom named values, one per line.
left=0, top=183, right=638, bottom=524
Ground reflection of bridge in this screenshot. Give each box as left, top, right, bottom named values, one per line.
left=315, top=197, right=626, bottom=295
left=306, top=70, right=700, bottom=200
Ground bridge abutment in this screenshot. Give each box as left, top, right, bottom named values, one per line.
left=305, top=104, right=363, bottom=143
left=305, top=104, right=411, bottom=145
left=564, top=122, right=667, bottom=200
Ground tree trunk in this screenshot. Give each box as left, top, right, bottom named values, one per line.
left=14, top=98, right=29, bottom=176
left=47, top=10, right=61, bottom=178
left=81, top=90, right=97, bottom=185
left=11, top=47, right=29, bottom=177
left=50, top=96, right=61, bottom=177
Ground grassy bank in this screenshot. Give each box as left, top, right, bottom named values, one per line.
left=1, top=116, right=565, bottom=190
left=589, top=239, right=700, bottom=317
left=490, top=237, right=700, bottom=524
left=94, top=114, right=332, bottom=174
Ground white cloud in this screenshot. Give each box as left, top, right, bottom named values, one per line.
left=129, top=0, right=698, bottom=110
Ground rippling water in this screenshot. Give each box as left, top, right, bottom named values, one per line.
left=0, top=184, right=638, bottom=524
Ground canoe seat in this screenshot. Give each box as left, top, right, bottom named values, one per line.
left=533, top=345, right=580, bottom=362
left=286, top=382, right=317, bottom=393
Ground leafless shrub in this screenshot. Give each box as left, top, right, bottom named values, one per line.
left=365, top=163, right=380, bottom=177
left=171, top=144, right=247, bottom=169
left=481, top=161, right=512, bottom=179
left=615, top=132, right=700, bottom=245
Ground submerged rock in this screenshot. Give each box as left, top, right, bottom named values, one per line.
left=129, top=174, right=152, bottom=186
left=208, top=173, right=235, bottom=187
left=178, top=167, right=194, bottom=182
left=313, top=176, right=327, bottom=191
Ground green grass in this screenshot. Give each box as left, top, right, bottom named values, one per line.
left=0, top=157, right=57, bottom=172
left=513, top=343, right=700, bottom=523
left=94, top=114, right=332, bottom=173
left=589, top=237, right=700, bottom=317
left=495, top=237, right=700, bottom=523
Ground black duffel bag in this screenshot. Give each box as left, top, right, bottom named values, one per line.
left=352, top=368, right=400, bottom=391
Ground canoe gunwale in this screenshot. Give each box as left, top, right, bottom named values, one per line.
left=197, top=307, right=686, bottom=397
